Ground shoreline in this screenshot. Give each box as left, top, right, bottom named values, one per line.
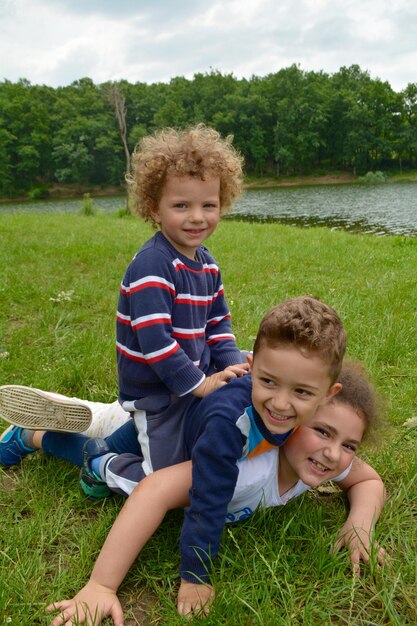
left=244, top=171, right=417, bottom=188
left=244, top=172, right=356, bottom=188
left=1, top=171, right=417, bottom=203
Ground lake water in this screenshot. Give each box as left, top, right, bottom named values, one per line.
left=1, top=181, right=416, bottom=236
left=232, top=182, right=417, bottom=236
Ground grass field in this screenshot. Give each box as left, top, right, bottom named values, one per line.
left=1, top=211, right=416, bottom=625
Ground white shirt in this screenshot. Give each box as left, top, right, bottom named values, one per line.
left=225, top=448, right=351, bottom=523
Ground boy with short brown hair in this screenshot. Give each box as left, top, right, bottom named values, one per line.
left=177, top=295, right=346, bottom=596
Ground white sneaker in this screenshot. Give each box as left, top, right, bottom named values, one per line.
left=0, top=385, right=92, bottom=432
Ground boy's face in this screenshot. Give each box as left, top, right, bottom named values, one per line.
left=151, top=175, right=221, bottom=260
left=280, top=401, right=365, bottom=488
left=249, top=344, right=341, bottom=436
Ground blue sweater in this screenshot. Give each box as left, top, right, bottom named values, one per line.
left=180, top=375, right=293, bottom=583
left=116, top=232, right=241, bottom=402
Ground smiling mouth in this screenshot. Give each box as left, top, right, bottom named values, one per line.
left=267, top=410, right=294, bottom=424
left=309, top=458, right=330, bottom=472
left=185, top=228, right=205, bottom=235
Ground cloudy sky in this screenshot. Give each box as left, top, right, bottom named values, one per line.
left=1, top=0, right=416, bottom=92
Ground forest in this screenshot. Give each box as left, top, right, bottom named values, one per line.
left=1, top=64, right=417, bottom=197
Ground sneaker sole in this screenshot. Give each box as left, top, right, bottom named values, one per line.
left=0, top=385, right=92, bottom=432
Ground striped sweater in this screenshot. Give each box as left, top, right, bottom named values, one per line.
left=116, top=231, right=241, bottom=401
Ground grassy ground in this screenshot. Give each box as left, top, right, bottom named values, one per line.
left=1, top=211, right=416, bottom=625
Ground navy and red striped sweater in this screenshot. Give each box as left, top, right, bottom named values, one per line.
left=116, top=231, right=241, bottom=402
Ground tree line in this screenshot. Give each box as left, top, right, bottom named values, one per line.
left=1, top=64, right=416, bottom=197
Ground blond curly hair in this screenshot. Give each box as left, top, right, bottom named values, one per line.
left=127, top=124, right=244, bottom=226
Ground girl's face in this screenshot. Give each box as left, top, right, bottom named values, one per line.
left=280, top=401, right=366, bottom=489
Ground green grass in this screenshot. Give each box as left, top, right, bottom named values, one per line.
left=1, top=212, right=416, bottom=625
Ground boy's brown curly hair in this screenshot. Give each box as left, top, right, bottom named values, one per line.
left=253, top=296, right=347, bottom=384
left=127, top=124, right=244, bottom=226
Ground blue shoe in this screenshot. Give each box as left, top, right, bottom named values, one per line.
left=79, top=438, right=112, bottom=499
left=0, top=425, right=37, bottom=467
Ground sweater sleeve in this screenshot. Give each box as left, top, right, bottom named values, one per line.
left=179, top=417, right=245, bottom=583
left=205, top=268, right=242, bottom=370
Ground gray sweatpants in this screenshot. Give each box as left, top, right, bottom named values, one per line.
left=103, top=350, right=250, bottom=496
left=103, top=392, right=196, bottom=496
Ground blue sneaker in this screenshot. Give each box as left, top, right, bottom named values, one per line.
left=0, top=425, right=37, bottom=467
left=79, top=438, right=112, bottom=499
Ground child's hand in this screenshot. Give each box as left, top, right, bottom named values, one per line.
left=193, top=371, right=233, bottom=397
left=193, top=362, right=249, bottom=397
left=225, top=362, right=250, bottom=377
left=177, top=579, right=215, bottom=617
left=333, top=525, right=386, bottom=576
left=46, top=579, right=124, bottom=626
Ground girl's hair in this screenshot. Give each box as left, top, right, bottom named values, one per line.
left=127, top=124, right=244, bottom=226
left=332, top=359, right=383, bottom=443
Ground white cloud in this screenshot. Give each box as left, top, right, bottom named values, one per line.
left=0, top=0, right=416, bottom=90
